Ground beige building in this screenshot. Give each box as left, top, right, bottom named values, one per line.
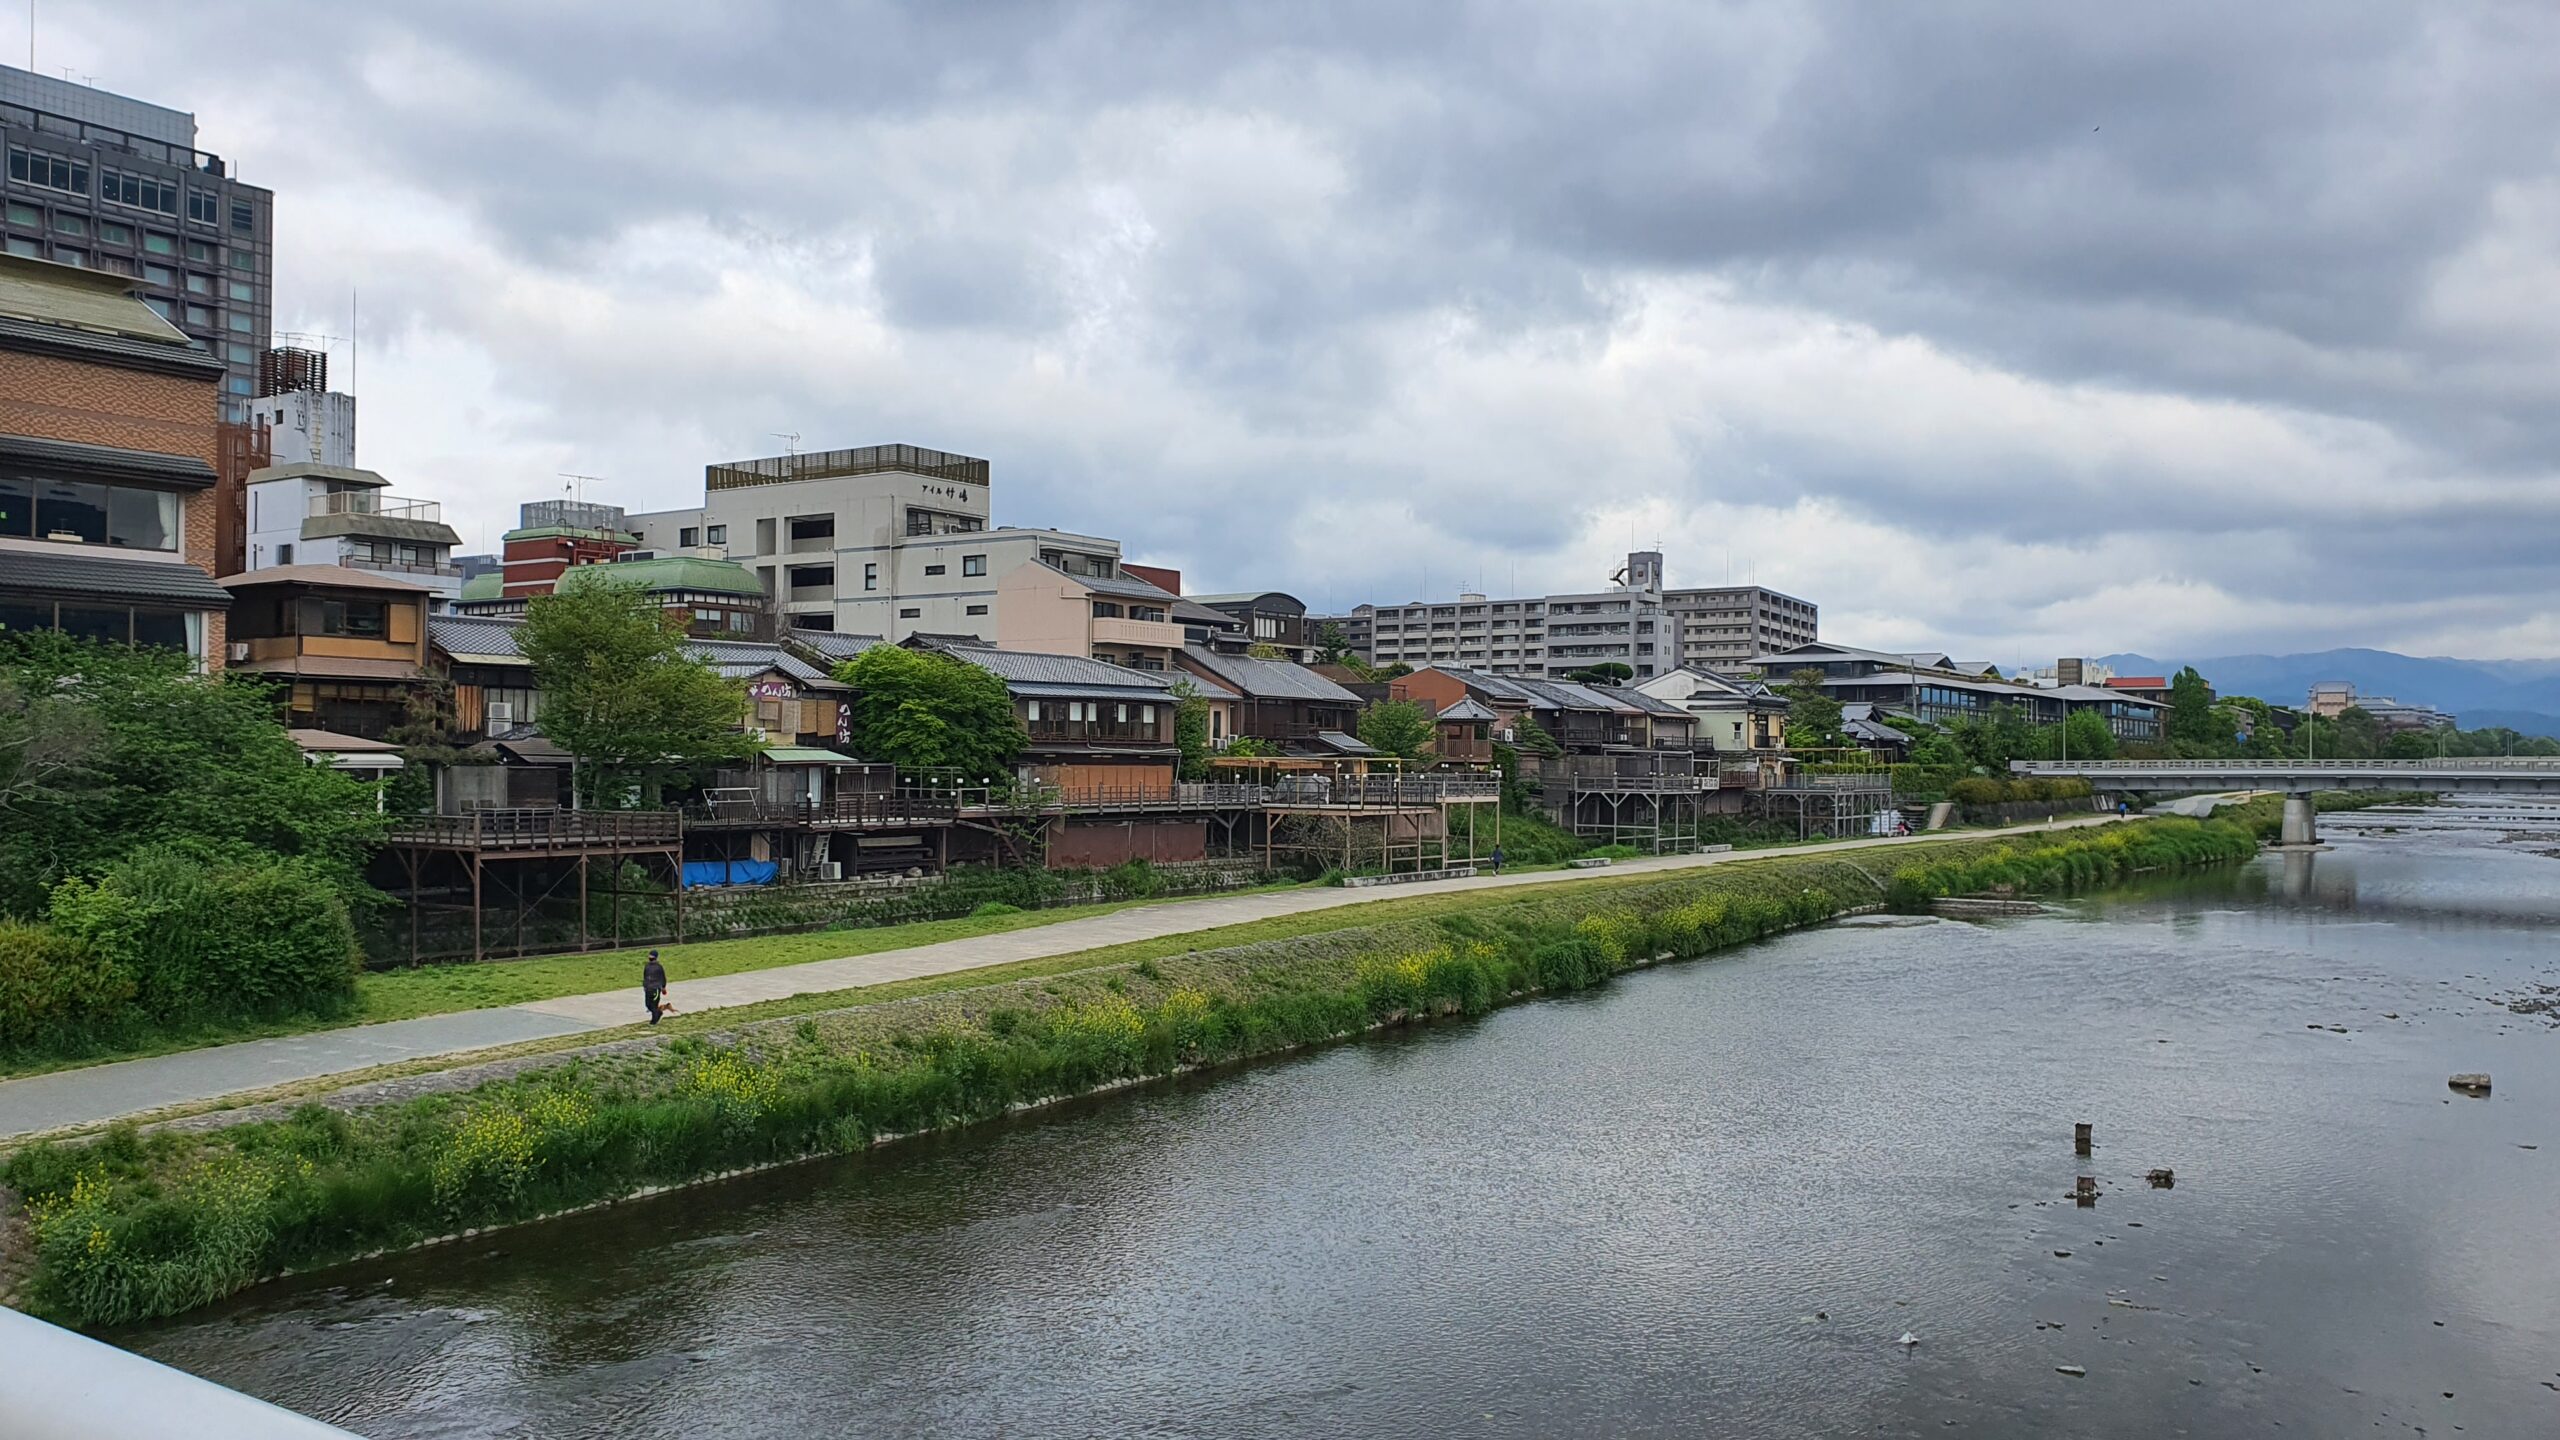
left=996, top=562, right=1186, bottom=671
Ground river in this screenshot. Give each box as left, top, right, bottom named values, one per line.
left=126, top=803, right=2560, bottom=1438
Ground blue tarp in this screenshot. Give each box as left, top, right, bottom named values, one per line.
left=682, top=859, right=778, bottom=889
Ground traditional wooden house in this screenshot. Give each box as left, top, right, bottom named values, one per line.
left=1172, top=644, right=1371, bottom=759
left=217, top=565, right=437, bottom=738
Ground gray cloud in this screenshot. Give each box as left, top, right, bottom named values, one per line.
left=47, top=0, right=2560, bottom=657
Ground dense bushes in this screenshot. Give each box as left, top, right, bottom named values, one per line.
left=1883, top=816, right=2256, bottom=909
left=1946, top=776, right=2095, bottom=805
left=5, top=821, right=2251, bottom=1329
left=0, top=921, right=135, bottom=1049
left=0, top=853, right=362, bottom=1063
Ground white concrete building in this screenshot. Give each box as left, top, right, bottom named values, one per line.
left=243, top=387, right=356, bottom=469
left=243, top=463, right=464, bottom=603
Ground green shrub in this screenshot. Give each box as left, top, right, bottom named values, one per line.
left=1948, top=777, right=2007, bottom=806
left=47, top=850, right=361, bottom=1024
left=0, top=921, right=136, bottom=1049
left=968, top=901, right=1024, bottom=918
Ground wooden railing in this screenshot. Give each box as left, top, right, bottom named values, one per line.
left=384, top=807, right=681, bottom=850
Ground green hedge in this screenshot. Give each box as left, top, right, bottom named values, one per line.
left=5, top=820, right=2253, bottom=1329
left=0, top=921, right=135, bottom=1050
left=1947, top=776, right=2095, bottom=805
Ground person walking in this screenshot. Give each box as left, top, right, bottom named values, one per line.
left=1489, top=845, right=1505, bottom=876
left=643, top=950, right=674, bottom=1024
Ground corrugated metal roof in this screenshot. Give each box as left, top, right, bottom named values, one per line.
left=1178, top=645, right=1360, bottom=703
left=0, top=548, right=230, bottom=606
left=1312, top=730, right=1377, bottom=755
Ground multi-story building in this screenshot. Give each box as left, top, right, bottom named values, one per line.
left=640, top=443, right=1144, bottom=646
left=241, top=347, right=355, bottom=468
left=0, top=251, right=233, bottom=664
left=1356, top=584, right=1666, bottom=680
left=995, top=561, right=1185, bottom=671
left=1661, top=582, right=1818, bottom=674
left=215, top=565, right=436, bottom=737
left=1748, top=641, right=2166, bottom=744
left=244, top=462, right=465, bottom=602
left=476, top=499, right=643, bottom=603
left=1, top=66, right=273, bottom=415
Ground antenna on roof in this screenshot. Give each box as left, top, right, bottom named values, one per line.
left=559, top=472, right=605, bottom=506
left=773, top=431, right=800, bottom=457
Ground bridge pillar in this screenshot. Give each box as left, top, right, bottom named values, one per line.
left=2279, top=794, right=2318, bottom=847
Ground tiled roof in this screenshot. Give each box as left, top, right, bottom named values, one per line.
left=1032, top=563, right=1179, bottom=603
left=1435, top=696, right=1501, bottom=723
left=686, top=639, right=840, bottom=688
left=220, top=564, right=435, bottom=593
left=0, top=548, right=230, bottom=607
left=0, top=255, right=225, bottom=378
left=1424, top=666, right=1537, bottom=704
left=957, top=647, right=1180, bottom=694
left=1178, top=645, right=1361, bottom=704
left=427, top=615, right=527, bottom=662
left=785, top=632, right=887, bottom=662
left=1, top=434, right=220, bottom=490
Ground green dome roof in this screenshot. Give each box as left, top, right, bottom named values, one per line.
left=556, top=556, right=766, bottom=599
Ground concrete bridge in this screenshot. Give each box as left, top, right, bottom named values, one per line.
left=2009, top=758, right=2560, bottom=844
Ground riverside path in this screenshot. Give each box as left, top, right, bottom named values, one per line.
left=0, top=818, right=2134, bottom=1141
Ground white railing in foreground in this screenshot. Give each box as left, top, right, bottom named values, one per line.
left=2013, top=758, right=2560, bottom=774
left=0, top=1304, right=365, bottom=1438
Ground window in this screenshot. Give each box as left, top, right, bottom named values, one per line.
left=678, top=527, right=699, bottom=547
left=226, top=313, right=252, bottom=333
left=300, top=597, right=387, bottom=638
left=705, top=524, right=726, bottom=545
left=787, top=514, right=834, bottom=543
left=185, top=240, right=213, bottom=263
left=230, top=248, right=252, bottom=272
left=226, top=376, right=252, bottom=395
left=729, top=612, right=753, bottom=632
left=898, top=607, right=920, bottom=619
left=50, top=247, right=83, bottom=267
left=228, top=279, right=255, bottom=302
left=141, top=296, right=172, bottom=318
left=31, top=480, right=108, bottom=544
left=8, top=146, right=88, bottom=194
left=51, top=213, right=86, bottom=237
left=184, top=303, right=212, bottom=326
left=2, top=236, right=37, bottom=258
left=923, top=564, right=945, bottom=576
left=231, top=202, right=254, bottom=232
left=144, top=232, right=176, bottom=256
left=101, top=169, right=179, bottom=215
left=185, top=273, right=212, bottom=295
left=3, top=201, right=34, bottom=225
left=275, top=542, right=294, bottom=563
left=143, top=263, right=175, bottom=286
left=862, top=563, right=877, bottom=591
left=962, top=554, right=987, bottom=577
left=227, top=342, right=254, bottom=363
left=965, top=603, right=988, bottom=616
left=188, top=192, right=219, bottom=226
left=1092, top=601, right=1123, bottom=619
left=98, top=254, right=134, bottom=276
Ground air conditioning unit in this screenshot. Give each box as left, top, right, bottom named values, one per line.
left=813, top=862, right=842, bottom=881
left=487, top=701, right=516, bottom=726
left=227, top=641, right=250, bottom=662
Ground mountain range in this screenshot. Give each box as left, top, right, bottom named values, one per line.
left=2095, top=649, right=2560, bottom=738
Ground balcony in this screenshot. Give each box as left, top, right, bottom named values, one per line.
left=1091, top=615, right=1185, bottom=650
left=339, top=554, right=462, bottom=579
left=1025, top=719, right=1171, bottom=746
left=311, top=492, right=441, bottom=523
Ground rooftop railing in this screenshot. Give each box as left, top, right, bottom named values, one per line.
left=310, top=491, right=442, bottom=523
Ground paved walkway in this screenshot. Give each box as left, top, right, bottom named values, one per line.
left=0, top=818, right=2122, bottom=1139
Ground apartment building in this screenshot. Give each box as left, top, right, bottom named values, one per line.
left=1352, top=583, right=1667, bottom=680
left=995, top=561, right=1185, bottom=670
left=1662, top=583, right=1818, bottom=674
left=1, top=66, right=273, bottom=415
left=243, top=463, right=465, bottom=602
left=0, top=251, right=233, bottom=664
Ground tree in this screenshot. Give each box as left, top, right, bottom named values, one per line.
left=1949, top=701, right=2035, bottom=772
left=835, top=645, right=1026, bottom=783
left=2167, top=666, right=2219, bottom=749
left=519, top=577, right=763, bottom=806
left=1245, top=642, right=1290, bottom=661
left=1356, top=699, right=1433, bottom=761
left=1169, top=679, right=1212, bottom=782
left=0, top=634, right=385, bottom=917
left=1510, top=712, right=1565, bottom=759
left=2330, top=705, right=2382, bottom=760
left=1564, top=661, right=1635, bottom=685
left=1312, top=621, right=1355, bottom=666
left=1782, top=668, right=1845, bottom=749
left=2058, top=708, right=2117, bottom=761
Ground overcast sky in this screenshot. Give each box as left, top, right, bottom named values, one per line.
left=36, top=2, right=2560, bottom=662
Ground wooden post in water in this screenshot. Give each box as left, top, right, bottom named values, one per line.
left=2074, top=1122, right=2093, bottom=1156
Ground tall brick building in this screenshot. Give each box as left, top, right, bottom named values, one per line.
left=0, top=251, right=234, bottom=664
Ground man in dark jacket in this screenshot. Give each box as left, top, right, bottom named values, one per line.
left=643, top=950, right=671, bottom=1024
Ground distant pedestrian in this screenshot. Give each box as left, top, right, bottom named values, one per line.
left=1489, top=845, right=1505, bottom=875
left=643, top=950, right=674, bottom=1024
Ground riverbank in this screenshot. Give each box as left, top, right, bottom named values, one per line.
left=2, top=818, right=2259, bottom=1329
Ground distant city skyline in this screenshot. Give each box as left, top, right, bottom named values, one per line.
left=16, top=2, right=2560, bottom=661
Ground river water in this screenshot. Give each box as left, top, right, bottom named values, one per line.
left=128, top=804, right=2560, bottom=1438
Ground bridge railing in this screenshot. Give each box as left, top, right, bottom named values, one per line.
left=2013, top=758, right=2560, bottom=775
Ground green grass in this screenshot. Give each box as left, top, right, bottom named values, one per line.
left=0, top=888, right=1301, bottom=1081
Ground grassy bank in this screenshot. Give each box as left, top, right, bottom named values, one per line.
left=0, top=887, right=1306, bottom=1081
left=2, top=818, right=2254, bottom=1329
